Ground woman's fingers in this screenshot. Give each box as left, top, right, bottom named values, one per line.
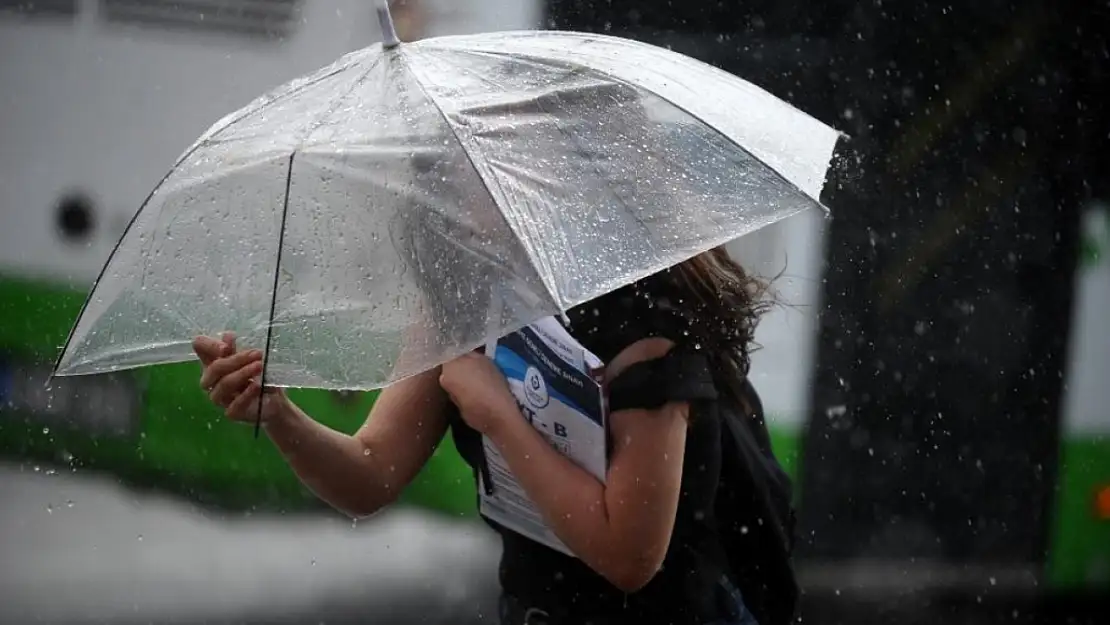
left=220, top=332, right=237, bottom=354
left=200, top=349, right=262, bottom=391
left=193, top=332, right=271, bottom=422
left=209, top=360, right=263, bottom=406
left=193, top=336, right=226, bottom=366
left=224, top=380, right=262, bottom=421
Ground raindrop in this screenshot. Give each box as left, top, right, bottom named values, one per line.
left=46, top=504, right=53, bottom=514
left=66, top=500, right=74, bottom=508
left=137, top=534, right=144, bottom=542
left=42, top=427, right=51, bottom=435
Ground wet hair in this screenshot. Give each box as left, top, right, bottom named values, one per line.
left=665, top=247, right=775, bottom=400
left=569, top=246, right=774, bottom=406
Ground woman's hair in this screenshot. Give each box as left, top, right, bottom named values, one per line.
left=569, top=245, right=775, bottom=408
left=670, top=247, right=777, bottom=366
left=653, top=247, right=775, bottom=401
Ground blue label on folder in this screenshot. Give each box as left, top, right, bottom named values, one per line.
left=495, top=328, right=603, bottom=426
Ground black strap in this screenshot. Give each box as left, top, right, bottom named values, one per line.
left=607, top=348, right=718, bottom=413
left=716, top=383, right=800, bottom=625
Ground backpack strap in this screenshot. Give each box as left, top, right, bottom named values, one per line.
left=716, top=382, right=800, bottom=625
left=606, top=347, right=719, bottom=413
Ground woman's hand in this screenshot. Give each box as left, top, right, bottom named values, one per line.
left=192, top=332, right=288, bottom=424
left=438, top=351, right=519, bottom=436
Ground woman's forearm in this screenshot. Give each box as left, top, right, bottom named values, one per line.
left=262, top=398, right=405, bottom=518
left=484, top=400, right=687, bottom=591
left=485, top=411, right=621, bottom=570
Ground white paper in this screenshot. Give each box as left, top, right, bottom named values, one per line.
left=479, top=316, right=607, bottom=557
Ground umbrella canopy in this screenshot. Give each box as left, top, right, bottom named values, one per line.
left=53, top=11, right=842, bottom=392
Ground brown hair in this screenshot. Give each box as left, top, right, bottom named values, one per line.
left=646, top=246, right=776, bottom=403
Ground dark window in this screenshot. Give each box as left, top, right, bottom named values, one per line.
left=0, top=0, right=78, bottom=18
left=55, top=192, right=96, bottom=242
left=99, top=0, right=301, bottom=40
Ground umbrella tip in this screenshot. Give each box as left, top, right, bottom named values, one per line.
left=377, top=1, right=401, bottom=49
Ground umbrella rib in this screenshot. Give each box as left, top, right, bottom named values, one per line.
left=52, top=58, right=362, bottom=378
left=399, top=50, right=566, bottom=316
left=255, top=152, right=296, bottom=437
left=570, top=63, right=831, bottom=209
left=436, top=59, right=651, bottom=287
left=251, top=58, right=382, bottom=426
left=441, top=46, right=833, bottom=207
left=51, top=139, right=212, bottom=377
left=190, top=54, right=366, bottom=153
left=528, top=76, right=663, bottom=272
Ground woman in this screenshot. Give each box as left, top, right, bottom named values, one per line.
left=193, top=247, right=789, bottom=625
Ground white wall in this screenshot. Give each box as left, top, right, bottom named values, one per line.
left=1060, top=202, right=1110, bottom=433
left=727, top=208, right=828, bottom=426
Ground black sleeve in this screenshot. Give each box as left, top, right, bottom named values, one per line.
left=606, top=348, right=719, bottom=413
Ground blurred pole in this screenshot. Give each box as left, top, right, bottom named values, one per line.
left=389, top=0, right=428, bottom=42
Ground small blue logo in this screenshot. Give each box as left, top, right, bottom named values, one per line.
left=523, top=366, right=549, bottom=409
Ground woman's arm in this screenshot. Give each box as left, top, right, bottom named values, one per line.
left=442, top=338, right=687, bottom=592
left=262, top=368, right=452, bottom=519
left=485, top=399, right=687, bottom=591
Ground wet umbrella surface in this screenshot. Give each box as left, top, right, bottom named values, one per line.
left=53, top=6, right=841, bottom=394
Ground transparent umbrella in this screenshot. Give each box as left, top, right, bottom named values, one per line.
left=53, top=2, right=843, bottom=393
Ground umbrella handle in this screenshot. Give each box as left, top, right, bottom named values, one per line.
left=377, top=1, right=401, bottom=49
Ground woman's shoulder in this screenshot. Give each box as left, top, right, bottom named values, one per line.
left=568, top=288, right=696, bottom=362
